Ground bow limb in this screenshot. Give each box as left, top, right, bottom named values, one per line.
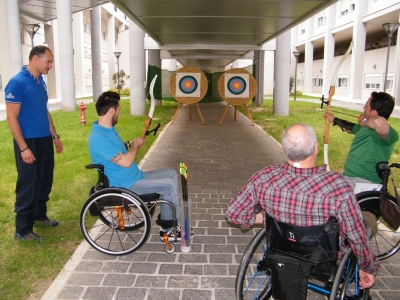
left=324, top=39, right=353, bottom=171
left=141, top=74, right=158, bottom=139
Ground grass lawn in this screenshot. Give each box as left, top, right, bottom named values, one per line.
left=0, top=97, right=399, bottom=299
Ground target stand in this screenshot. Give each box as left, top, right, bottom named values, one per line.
left=218, top=68, right=257, bottom=126
left=170, top=66, right=208, bottom=125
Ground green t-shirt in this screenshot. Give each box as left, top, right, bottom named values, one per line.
left=343, top=124, right=398, bottom=183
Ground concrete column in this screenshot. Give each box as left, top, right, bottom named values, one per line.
left=349, top=0, right=367, bottom=102
left=129, top=19, right=146, bottom=116
left=169, top=59, right=177, bottom=71
left=44, top=23, right=58, bottom=99
left=5, top=0, right=23, bottom=75
left=91, top=6, right=103, bottom=102
left=107, top=13, right=116, bottom=89
left=273, top=30, right=291, bottom=116
left=394, top=13, right=400, bottom=105
left=253, top=50, right=265, bottom=106
left=73, top=12, right=86, bottom=97
left=56, top=0, right=76, bottom=111
left=304, top=18, right=314, bottom=95
left=148, top=50, right=161, bottom=69
left=0, top=0, right=12, bottom=100
left=322, top=5, right=336, bottom=98
left=148, top=49, right=161, bottom=104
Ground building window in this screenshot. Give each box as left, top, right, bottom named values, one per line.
left=385, top=75, right=394, bottom=90
left=102, top=31, right=106, bottom=40
left=317, top=16, right=326, bottom=27
left=83, top=24, right=86, bottom=32
left=299, top=22, right=305, bottom=36
left=338, top=77, right=348, bottom=88
left=318, top=78, right=323, bottom=86
left=114, top=5, right=117, bottom=12
left=364, top=75, right=381, bottom=89
left=0, top=74, right=2, bottom=90
left=340, top=0, right=355, bottom=16
left=317, top=11, right=326, bottom=27
left=312, top=78, right=316, bottom=86
left=297, top=77, right=304, bottom=86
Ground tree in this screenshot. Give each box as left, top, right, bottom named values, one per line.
left=112, top=70, right=130, bottom=90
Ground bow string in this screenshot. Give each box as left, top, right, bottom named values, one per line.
left=321, top=39, right=353, bottom=171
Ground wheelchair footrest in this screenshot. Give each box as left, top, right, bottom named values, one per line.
left=156, top=214, right=178, bottom=229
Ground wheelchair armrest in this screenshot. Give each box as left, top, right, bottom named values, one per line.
left=324, top=216, right=340, bottom=233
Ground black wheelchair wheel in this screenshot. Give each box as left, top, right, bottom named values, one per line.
left=80, top=188, right=151, bottom=255
left=235, top=228, right=272, bottom=300
left=330, top=249, right=370, bottom=300
left=357, top=191, right=400, bottom=260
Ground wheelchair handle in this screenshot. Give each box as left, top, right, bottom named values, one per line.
left=86, top=164, right=104, bottom=173
left=390, top=163, right=400, bottom=169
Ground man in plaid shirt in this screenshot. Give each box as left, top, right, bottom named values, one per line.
left=226, top=124, right=379, bottom=289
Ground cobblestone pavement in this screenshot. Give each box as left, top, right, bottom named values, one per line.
left=41, top=102, right=400, bottom=300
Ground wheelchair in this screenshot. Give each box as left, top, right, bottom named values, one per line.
left=356, top=162, right=400, bottom=260
left=79, top=164, right=178, bottom=255
left=235, top=213, right=371, bottom=300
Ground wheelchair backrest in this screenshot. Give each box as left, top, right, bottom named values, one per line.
left=266, top=214, right=340, bottom=264
left=86, top=164, right=110, bottom=192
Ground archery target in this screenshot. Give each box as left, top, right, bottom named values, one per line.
left=176, top=73, right=201, bottom=97
left=224, top=74, right=249, bottom=98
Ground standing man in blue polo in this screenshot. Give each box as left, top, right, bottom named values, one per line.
left=5, top=45, right=63, bottom=242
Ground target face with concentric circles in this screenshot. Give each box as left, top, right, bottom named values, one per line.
left=179, top=75, right=198, bottom=94
left=227, top=76, right=247, bottom=95
left=176, top=72, right=202, bottom=98
left=224, top=73, right=249, bottom=98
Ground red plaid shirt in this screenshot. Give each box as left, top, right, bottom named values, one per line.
left=226, top=163, right=379, bottom=275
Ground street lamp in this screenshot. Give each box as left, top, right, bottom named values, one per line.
left=23, top=24, right=40, bottom=47
left=114, top=51, right=122, bottom=94
left=293, top=50, right=300, bottom=101
left=382, top=22, right=400, bottom=92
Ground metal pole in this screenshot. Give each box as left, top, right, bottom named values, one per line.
left=117, top=57, right=120, bottom=95
left=31, top=35, right=34, bottom=47
left=384, top=36, right=391, bottom=92
left=294, top=56, right=298, bottom=101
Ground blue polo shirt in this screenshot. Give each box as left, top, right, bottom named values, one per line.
left=88, top=121, right=144, bottom=188
left=5, top=66, right=50, bottom=138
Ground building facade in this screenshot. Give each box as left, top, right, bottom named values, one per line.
left=291, top=0, right=400, bottom=104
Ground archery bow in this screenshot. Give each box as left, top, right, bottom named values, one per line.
left=141, top=74, right=160, bottom=139
left=321, top=40, right=353, bottom=171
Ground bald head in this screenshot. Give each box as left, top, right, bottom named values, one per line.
left=282, top=124, right=318, bottom=162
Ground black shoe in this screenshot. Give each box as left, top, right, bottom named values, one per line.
left=159, top=222, right=194, bottom=241
left=35, top=219, right=60, bottom=227
left=14, top=232, right=44, bottom=243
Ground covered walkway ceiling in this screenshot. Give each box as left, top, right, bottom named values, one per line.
left=19, top=0, right=340, bottom=67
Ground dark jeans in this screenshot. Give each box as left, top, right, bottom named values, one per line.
left=13, top=136, right=54, bottom=235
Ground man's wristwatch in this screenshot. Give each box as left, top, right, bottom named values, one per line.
left=52, top=134, right=60, bottom=140
left=361, top=118, right=368, bottom=126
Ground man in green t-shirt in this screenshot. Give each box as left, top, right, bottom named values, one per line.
left=324, top=92, right=398, bottom=189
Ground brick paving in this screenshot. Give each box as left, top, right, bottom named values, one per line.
left=41, top=102, right=400, bottom=300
